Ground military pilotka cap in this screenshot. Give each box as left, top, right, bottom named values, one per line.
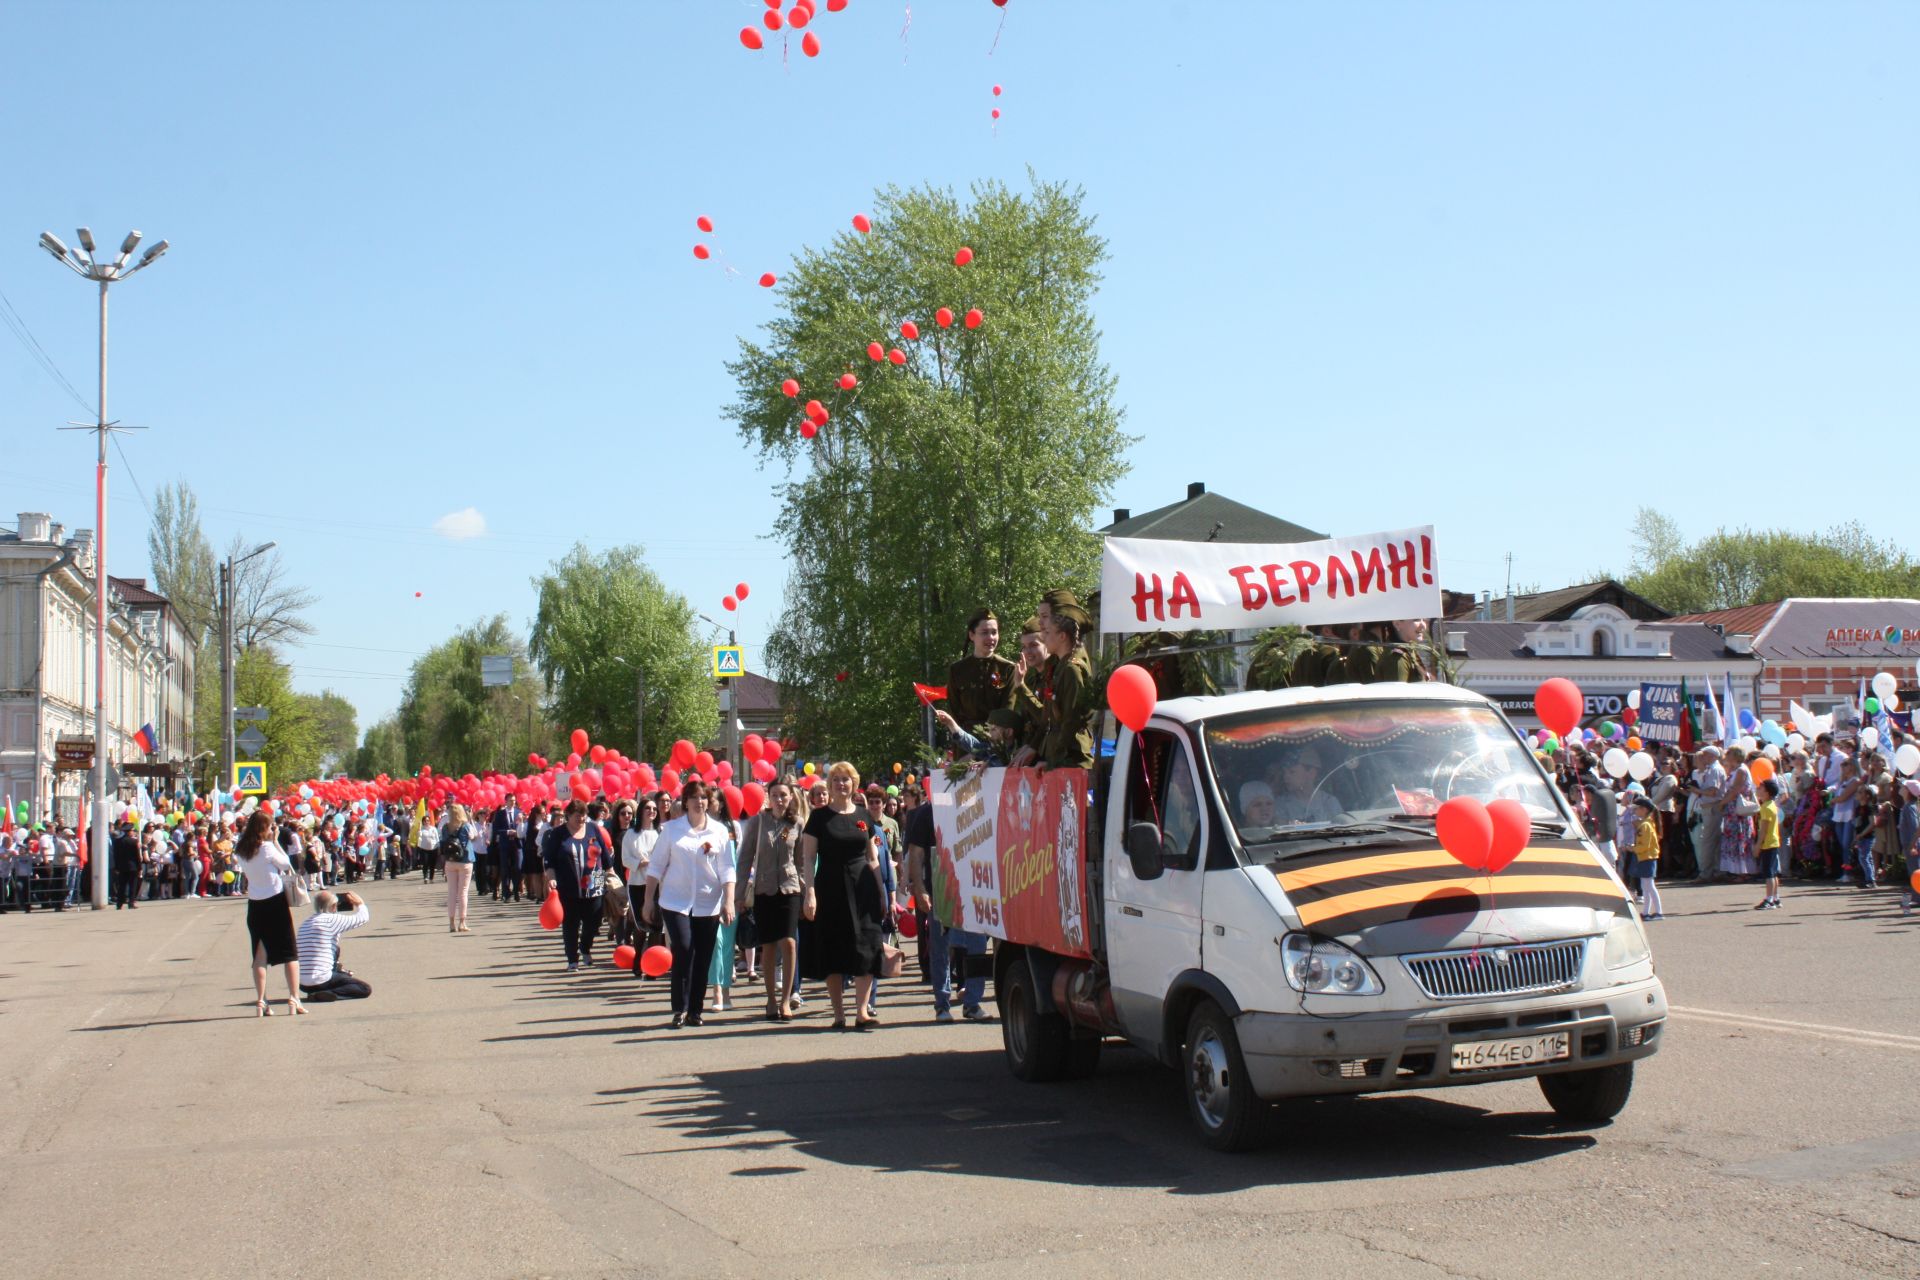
left=1041, top=588, right=1081, bottom=610
left=1019, top=615, right=1041, bottom=635
left=1055, top=602, right=1093, bottom=630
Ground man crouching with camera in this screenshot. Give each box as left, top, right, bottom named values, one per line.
left=296, top=889, right=372, bottom=1001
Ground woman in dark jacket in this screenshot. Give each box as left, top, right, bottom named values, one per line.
left=542, top=799, right=607, bottom=970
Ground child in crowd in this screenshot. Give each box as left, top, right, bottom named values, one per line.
left=1753, top=778, right=1783, bottom=910
left=1628, top=795, right=1663, bottom=920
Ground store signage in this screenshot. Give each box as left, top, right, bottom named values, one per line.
left=1823, top=625, right=1918, bottom=652
left=53, top=737, right=95, bottom=770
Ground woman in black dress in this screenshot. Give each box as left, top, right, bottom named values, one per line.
left=802, top=762, right=886, bottom=1030
left=235, top=810, right=304, bottom=1017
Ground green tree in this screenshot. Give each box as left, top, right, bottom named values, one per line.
left=296, top=690, right=358, bottom=775
left=1622, top=510, right=1920, bottom=613
left=353, top=716, right=407, bottom=779
left=398, top=615, right=549, bottom=776
left=726, top=175, right=1131, bottom=765
left=232, top=647, right=325, bottom=783
left=528, top=547, right=714, bottom=762
left=147, top=480, right=216, bottom=646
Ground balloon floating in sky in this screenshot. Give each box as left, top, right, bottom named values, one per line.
left=739, top=26, right=763, bottom=49
left=759, top=273, right=777, bottom=287
left=788, top=4, right=809, bottom=27
left=697, top=215, right=713, bottom=233
left=867, top=342, right=885, bottom=361
left=736, top=582, right=750, bottom=600
left=723, top=596, right=737, bottom=612
left=964, top=308, right=984, bottom=329
left=414, top=591, right=422, bottom=598
left=993, top=84, right=1002, bottom=96
left=887, top=348, right=906, bottom=365
left=935, top=307, right=953, bottom=328
left=800, top=421, right=818, bottom=439
left=802, top=30, right=820, bottom=56
left=781, top=378, right=800, bottom=397
left=763, top=9, right=782, bottom=30
left=838, top=372, right=857, bottom=389
left=953, top=247, right=974, bottom=266
left=900, top=320, right=919, bottom=340
left=852, top=213, right=871, bottom=233
left=693, top=244, right=710, bottom=259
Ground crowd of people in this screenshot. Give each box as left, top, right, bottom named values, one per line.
left=1553, top=728, right=1920, bottom=918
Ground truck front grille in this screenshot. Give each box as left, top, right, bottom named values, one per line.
left=1403, top=940, right=1585, bottom=1001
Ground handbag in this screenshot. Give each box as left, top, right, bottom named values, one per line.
left=285, top=871, right=312, bottom=908
left=1731, top=795, right=1760, bottom=817
left=879, top=942, right=905, bottom=979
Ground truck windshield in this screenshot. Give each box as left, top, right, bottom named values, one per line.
left=1203, top=699, right=1567, bottom=849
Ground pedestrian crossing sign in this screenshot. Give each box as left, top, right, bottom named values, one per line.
left=712, top=645, right=744, bottom=678
left=233, top=761, right=268, bottom=795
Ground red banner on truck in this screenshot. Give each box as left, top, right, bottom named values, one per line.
left=930, top=765, right=1092, bottom=960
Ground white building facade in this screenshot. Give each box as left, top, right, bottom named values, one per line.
left=0, top=512, right=196, bottom=825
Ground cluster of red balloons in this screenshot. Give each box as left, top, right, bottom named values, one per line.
left=690, top=215, right=781, bottom=291
left=738, top=0, right=846, bottom=57
left=1435, top=796, right=1532, bottom=874
left=722, top=582, right=751, bottom=612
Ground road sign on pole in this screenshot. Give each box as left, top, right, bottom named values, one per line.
left=712, top=645, right=744, bottom=678
left=480, top=655, right=514, bottom=687
left=235, top=725, right=267, bottom=756
left=233, top=706, right=269, bottom=722
left=233, top=762, right=267, bottom=795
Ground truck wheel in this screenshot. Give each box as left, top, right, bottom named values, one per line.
left=1001, top=959, right=1069, bottom=1082
left=1184, top=1002, right=1271, bottom=1152
left=1538, top=1062, right=1633, bottom=1125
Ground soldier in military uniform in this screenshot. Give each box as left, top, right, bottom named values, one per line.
left=1033, top=602, right=1098, bottom=770
left=946, top=608, right=1019, bottom=742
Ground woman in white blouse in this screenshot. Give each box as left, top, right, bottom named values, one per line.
left=640, top=780, right=736, bottom=1029
left=236, top=811, right=306, bottom=1016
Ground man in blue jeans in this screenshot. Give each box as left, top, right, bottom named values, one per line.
left=903, top=798, right=989, bottom=1023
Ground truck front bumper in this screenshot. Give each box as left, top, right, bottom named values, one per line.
left=1234, top=978, right=1667, bottom=1100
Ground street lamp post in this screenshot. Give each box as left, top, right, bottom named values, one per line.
left=697, top=614, right=741, bottom=777
left=220, top=542, right=277, bottom=788
left=40, top=227, right=169, bottom=909
left=611, top=656, right=646, bottom=764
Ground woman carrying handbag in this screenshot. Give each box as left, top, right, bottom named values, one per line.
left=235, top=812, right=305, bottom=1017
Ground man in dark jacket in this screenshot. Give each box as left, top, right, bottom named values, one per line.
left=110, top=819, right=143, bottom=909
left=490, top=799, right=523, bottom=902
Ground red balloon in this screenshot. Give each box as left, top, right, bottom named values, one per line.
left=991, top=108, right=1001, bottom=120
left=800, top=422, right=818, bottom=439
left=838, top=372, right=857, bottom=389
left=736, top=582, right=750, bottom=600
left=954, top=247, right=974, bottom=266
left=788, top=5, right=809, bottom=27
left=1436, top=796, right=1495, bottom=871
left=722, top=784, right=745, bottom=816
left=1484, top=798, right=1531, bottom=873
left=782, top=378, right=800, bottom=397
left=811, top=406, right=830, bottom=425
left=964, top=308, right=983, bottom=329
left=571, top=728, right=589, bottom=756
left=827, top=0, right=847, bottom=8
left=935, top=307, right=953, bottom=328
left=743, top=734, right=764, bottom=760
left=695, top=751, right=716, bottom=774
left=758, top=272, right=777, bottom=287
left=751, top=758, right=777, bottom=784
left=589, top=744, right=607, bottom=764
left=741, top=781, right=767, bottom=817
left=414, top=591, right=422, bottom=598
left=640, top=945, right=673, bottom=977
left=693, top=244, right=710, bottom=259
left=669, top=739, right=696, bottom=769
left=566, top=752, right=581, bottom=770
left=762, top=737, right=781, bottom=757
left=1533, top=678, right=1584, bottom=739
left=993, top=83, right=1002, bottom=96
left=867, top=342, right=885, bottom=361
left=538, top=890, right=564, bottom=930
left=852, top=213, right=871, bottom=233
left=763, top=9, right=783, bottom=29
left=801, top=31, right=820, bottom=56
left=527, top=752, right=541, bottom=768
left=764, top=0, right=779, bottom=7
left=1621, top=706, right=1639, bottom=726
left=835, top=671, right=849, bottom=682
left=661, top=769, right=681, bottom=794
left=804, top=398, right=824, bottom=419
left=723, top=596, right=737, bottom=611
left=900, top=320, right=920, bottom=340
left=739, top=26, right=763, bottom=49
left=895, top=906, right=919, bottom=939
left=696, top=215, right=713, bottom=233
left=887, top=348, right=906, bottom=365
left=1107, top=663, right=1157, bottom=733
left=613, top=944, right=637, bottom=971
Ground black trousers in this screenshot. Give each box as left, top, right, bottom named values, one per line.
left=561, top=895, right=604, bottom=965
left=300, top=972, right=372, bottom=1001
left=498, top=854, right=520, bottom=901
left=420, top=849, right=437, bottom=881
left=112, top=867, right=140, bottom=907
left=661, top=909, right=720, bottom=1016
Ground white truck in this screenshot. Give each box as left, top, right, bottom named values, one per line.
left=931, top=680, right=1666, bottom=1151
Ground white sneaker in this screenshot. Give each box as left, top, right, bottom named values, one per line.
left=935, top=1009, right=955, bottom=1023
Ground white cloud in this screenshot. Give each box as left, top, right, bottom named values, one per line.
left=432, top=507, right=488, bottom=540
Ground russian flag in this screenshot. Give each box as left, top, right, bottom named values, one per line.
left=133, top=723, right=157, bottom=754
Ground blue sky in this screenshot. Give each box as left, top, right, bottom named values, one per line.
left=3, top=2, right=1915, bottom=730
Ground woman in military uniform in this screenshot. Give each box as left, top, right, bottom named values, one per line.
left=946, top=609, right=1019, bottom=741
left=1037, top=603, right=1099, bottom=770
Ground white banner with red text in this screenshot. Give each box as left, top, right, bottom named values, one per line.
left=1099, top=525, right=1442, bottom=634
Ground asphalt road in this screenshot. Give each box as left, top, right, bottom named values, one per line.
left=2, top=875, right=1916, bottom=1279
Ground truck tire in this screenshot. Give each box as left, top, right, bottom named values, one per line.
left=1538, top=1062, right=1633, bottom=1125
left=1000, top=959, right=1070, bottom=1082
left=1183, top=1001, right=1271, bottom=1152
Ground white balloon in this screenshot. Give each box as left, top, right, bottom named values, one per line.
left=1602, top=747, right=1630, bottom=779
left=1861, top=726, right=1881, bottom=751
left=1626, top=689, right=1641, bottom=710
left=1736, top=735, right=1758, bottom=754
left=1627, top=750, right=1656, bottom=782
left=1897, top=743, right=1920, bottom=777
left=1786, top=732, right=1805, bottom=753
left=1872, top=671, right=1897, bottom=701
left=1763, top=744, right=1781, bottom=760
left=1886, top=692, right=1901, bottom=712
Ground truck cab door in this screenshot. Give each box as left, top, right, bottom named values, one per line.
left=1106, top=725, right=1208, bottom=1053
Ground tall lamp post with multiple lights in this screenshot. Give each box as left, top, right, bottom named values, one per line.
left=39, top=227, right=169, bottom=909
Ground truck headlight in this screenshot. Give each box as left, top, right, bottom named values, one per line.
left=1281, top=932, right=1383, bottom=995
left=1603, top=917, right=1650, bottom=970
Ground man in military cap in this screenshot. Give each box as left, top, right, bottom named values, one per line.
left=946, top=609, right=1019, bottom=748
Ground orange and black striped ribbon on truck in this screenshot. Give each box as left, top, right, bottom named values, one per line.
left=1272, top=843, right=1632, bottom=936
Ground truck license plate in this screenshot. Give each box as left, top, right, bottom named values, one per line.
left=1450, top=1032, right=1570, bottom=1072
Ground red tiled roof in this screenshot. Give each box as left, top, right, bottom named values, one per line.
left=1665, top=602, right=1784, bottom=637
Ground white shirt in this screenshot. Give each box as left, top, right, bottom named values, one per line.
left=648, top=815, right=736, bottom=916
left=238, top=846, right=294, bottom=900
left=297, top=903, right=369, bottom=985
left=621, top=828, right=659, bottom=882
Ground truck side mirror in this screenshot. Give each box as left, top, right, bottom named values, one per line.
left=1124, top=822, right=1165, bottom=881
